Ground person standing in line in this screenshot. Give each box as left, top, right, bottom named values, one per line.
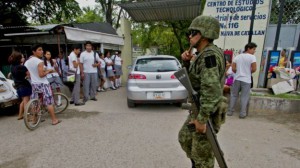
left=104, top=51, right=116, bottom=90
left=25, top=44, right=61, bottom=125
left=227, top=42, right=257, bottom=118
left=279, top=49, right=288, bottom=68
left=69, top=45, right=85, bottom=106
left=56, top=50, right=68, bottom=82
left=9, top=51, right=32, bottom=120
left=113, top=51, right=123, bottom=88
left=97, top=52, right=107, bottom=92
left=179, top=15, right=227, bottom=168
left=44, top=50, right=64, bottom=105
left=79, top=41, right=101, bottom=102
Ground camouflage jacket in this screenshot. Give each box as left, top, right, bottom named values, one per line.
left=184, top=43, right=225, bottom=124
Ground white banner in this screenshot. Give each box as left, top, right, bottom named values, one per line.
left=203, top=0, right=271, bottom=87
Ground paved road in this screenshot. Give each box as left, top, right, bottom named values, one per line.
left=0, top=87, right=299, bottom=168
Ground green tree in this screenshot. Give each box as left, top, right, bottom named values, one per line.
left=75, top=7, right=104, bottom=23
left=132, top=21, right=191, bottom=58
left=95, top=0, right=136, bottom=28
left=0, top=0, right=81, bottom=26
left=124, top=0, right=202, bottom=57
left=96, top=0, right=114, bottom=25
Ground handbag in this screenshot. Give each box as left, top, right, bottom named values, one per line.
left=67, top=74, right=75, bottom=82
left=66, top=56, right=77, bottom=83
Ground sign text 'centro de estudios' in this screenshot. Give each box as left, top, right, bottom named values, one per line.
left=203, top=0, right=271, bottom=86
left=203, top=0, right=271, bottom=51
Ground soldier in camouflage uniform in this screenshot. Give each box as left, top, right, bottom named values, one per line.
left=179, top=15, right=227, bottom=168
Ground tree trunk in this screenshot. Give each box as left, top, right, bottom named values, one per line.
left=115, top=9, right=123, bottom=29
left=171, top=23, right=184, bottom=54
left=106, top=0, right=113, bottom=25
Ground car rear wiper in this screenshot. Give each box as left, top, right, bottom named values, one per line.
left=157, top=69, right=177, bottom=72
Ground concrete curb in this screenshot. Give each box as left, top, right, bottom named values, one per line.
left=227, top=88, right=300, bottom=114
left=248, top=96, right=300, bottom=114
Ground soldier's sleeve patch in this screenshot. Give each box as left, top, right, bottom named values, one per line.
left=204, top=55, right=217, bottom=68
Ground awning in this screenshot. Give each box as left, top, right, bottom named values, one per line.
left=64, top=26, right=124, bottom=45
left=119, top=0, right=202, bottom=22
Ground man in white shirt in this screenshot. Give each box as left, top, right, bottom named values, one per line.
left=227, top=42, right=257, bottom=118
left=79, top=41, right=101, bottom=102
left=25, top=44, right=61, bottom=125
left=69, top=45, right=84, bottom=106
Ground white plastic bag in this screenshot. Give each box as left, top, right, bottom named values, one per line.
left=279, top=62, right=296, bottom=79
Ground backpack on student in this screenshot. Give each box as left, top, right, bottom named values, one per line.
left=94, top=51, right=102, bottom=78
left=66, top=56, right=77, bottom=83
left=112, top=55, right=116, bottom=74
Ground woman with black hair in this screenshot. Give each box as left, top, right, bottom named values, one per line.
left=9, top=51, right=32, bottom=120
left=44, top=51, right=63, bottom=105
left=97, top=52, right=106, bottom=92
left=104, top=51, right=116, bottom=90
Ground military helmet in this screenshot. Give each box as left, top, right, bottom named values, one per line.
left=188, top=15, right=220, bottom=40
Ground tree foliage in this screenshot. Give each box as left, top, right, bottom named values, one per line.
left=0, top=0, right=81, bottom=26
left=95, top=0, right=133, bottom=28
left=75, top=7, right=104, bottom=23
left=132, top=21, right=191, bottom=58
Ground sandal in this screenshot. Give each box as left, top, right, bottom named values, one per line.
left=17, top=116, right=23, bottom=120
left=52, top=120, right=62, bottom=125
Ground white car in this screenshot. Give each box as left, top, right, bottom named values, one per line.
left=127, top=55, right=188, bottom=107
left=0, top=71, right=19, bottom=109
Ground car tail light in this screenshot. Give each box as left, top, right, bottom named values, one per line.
left=170, top=74, right=176, bottom=79
left=128, top=73, right=146, bottom=79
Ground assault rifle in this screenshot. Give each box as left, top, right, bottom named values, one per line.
left=174, top=67, right=228, bottom=168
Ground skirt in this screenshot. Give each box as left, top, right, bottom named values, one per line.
left=17, top=86, right=32, bottom=98
left=106, top=69, right=115, bottom=77
left=99, top=68, right=106, bottom=79
left=114, top=65, right=123, bottom=76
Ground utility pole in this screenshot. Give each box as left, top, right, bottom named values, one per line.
left=273, top=0, right=285, bottom=50
left=248, top=0, right=257, bottom=43
left=297, top=33, right=300, bottom=51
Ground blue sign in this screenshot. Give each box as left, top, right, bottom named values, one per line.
left=292, top=51, right=300, bottom=68
left=269, top=51, right=280, bottom=67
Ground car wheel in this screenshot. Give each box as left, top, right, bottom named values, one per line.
left=127, top=98, right=136, bottom=108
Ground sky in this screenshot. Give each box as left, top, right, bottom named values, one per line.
left=75, top=0, right=97, bottom=8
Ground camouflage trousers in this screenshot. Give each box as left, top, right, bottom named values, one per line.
left=178, top=115, right=214, bottom=168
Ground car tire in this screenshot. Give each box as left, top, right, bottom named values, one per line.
left=127, top=98, right=136, bottom=108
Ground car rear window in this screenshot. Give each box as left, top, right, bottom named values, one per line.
left=134, top=58, right=180, bottom=72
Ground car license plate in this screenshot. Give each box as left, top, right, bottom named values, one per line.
left=153, top=92, right=165, bottom=99
left=146, top=92, right=171, bottom=100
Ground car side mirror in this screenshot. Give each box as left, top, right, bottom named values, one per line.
left=127, top=65, right=132, bottom=70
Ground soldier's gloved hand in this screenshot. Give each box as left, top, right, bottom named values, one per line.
left=181, top=50, right=193, bottom=61
left=190, top=120, right=206, bottom=134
